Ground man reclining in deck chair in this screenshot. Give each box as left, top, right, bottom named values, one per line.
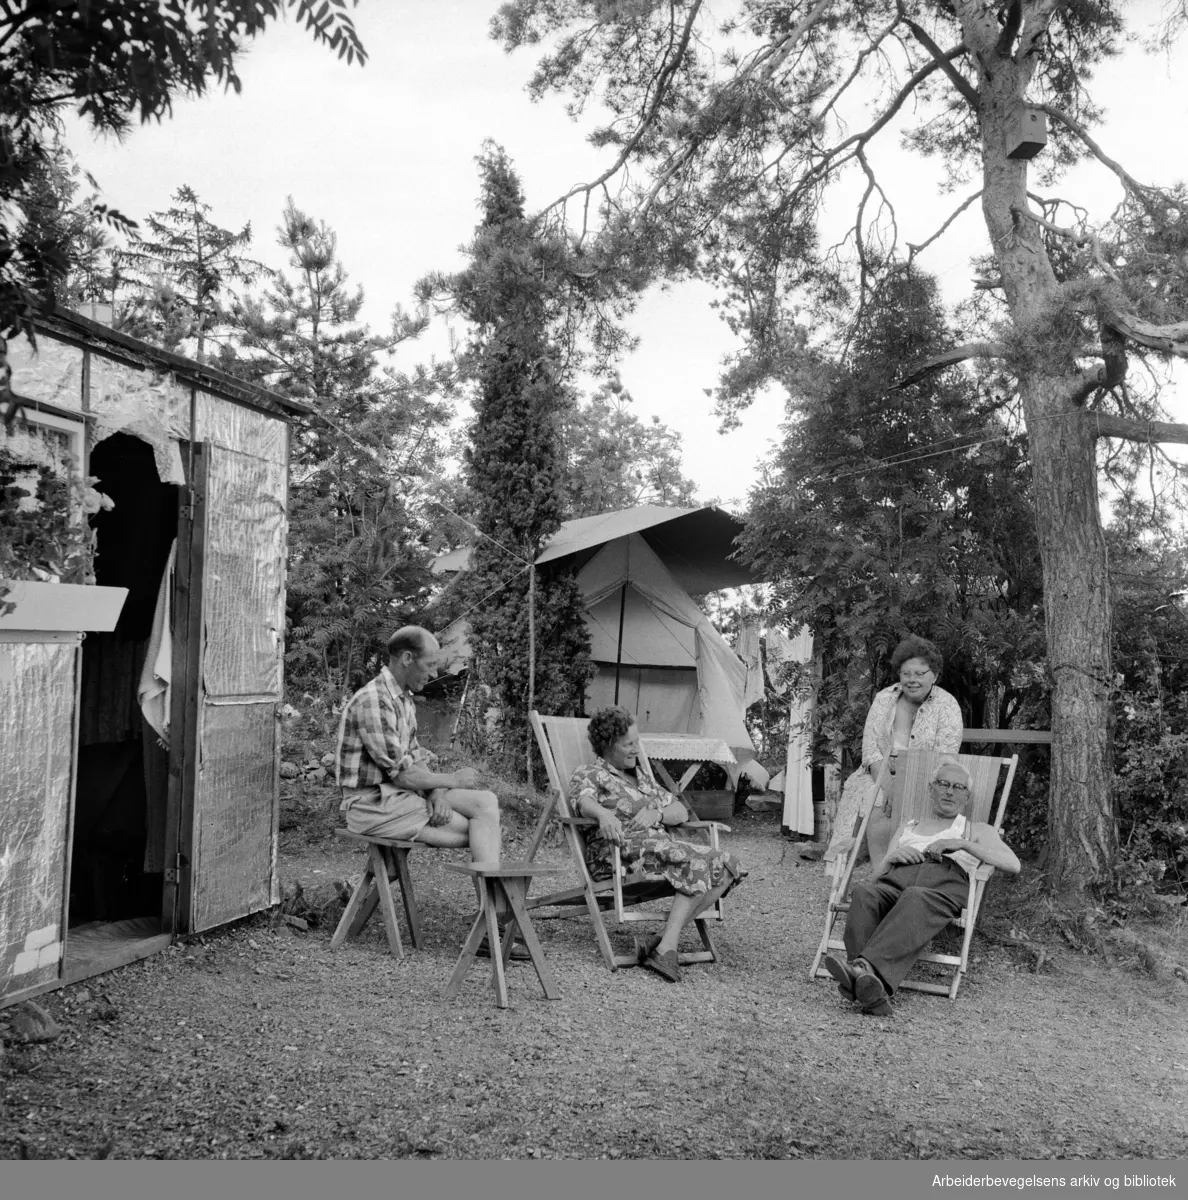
left=824, top=758, right=1020, bottom=1016
left=336, top=627, right=509, bottom=943
left=568, top=705, right=748, bottom=983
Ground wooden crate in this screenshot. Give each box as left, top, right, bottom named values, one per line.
left=684, top=789, right=734, bottom=822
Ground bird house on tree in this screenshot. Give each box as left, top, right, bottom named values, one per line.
left=1006, top=106, right=1048, bottom=160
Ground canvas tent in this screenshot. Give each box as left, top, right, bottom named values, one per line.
left=435, top=504, right=760, bottom=764
left=1, top=308, right=303, bottom=1009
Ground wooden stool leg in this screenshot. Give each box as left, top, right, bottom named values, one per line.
left=330, top=863, right=377, bottom=950
left=370, top=844, right=405, bottom=959
left=694, top=916, right=718, bottom=961
left=444, top=909, right=489, bottom=999
left=390, top=846, right=422, bottom=948
left=348, top=882, right=380, bottom=938
left=483, top=879, right=509, bottom=1009
left=503, top=877, right=560, bottom=1000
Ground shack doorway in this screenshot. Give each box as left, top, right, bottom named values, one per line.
left=67, top=432, right=178, bottom=976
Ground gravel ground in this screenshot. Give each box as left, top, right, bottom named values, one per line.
left=2, top=805, right=1187, bottom=1161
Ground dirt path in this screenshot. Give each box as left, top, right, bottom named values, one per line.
left=2, top=810, right=1186, bottom=1160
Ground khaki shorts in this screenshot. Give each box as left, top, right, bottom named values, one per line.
left=341, top=782, right=430, bottom=841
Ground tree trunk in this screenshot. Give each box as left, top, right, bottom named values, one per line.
left=1023, top=380, right=1117, bottom=894
left=965, top=9, right=1119, bottom=896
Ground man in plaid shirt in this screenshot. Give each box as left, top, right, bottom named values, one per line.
left=336, top=626, right=502, bottom=863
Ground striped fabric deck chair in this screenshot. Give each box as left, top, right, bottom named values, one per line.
left=524, top=712, right=730, bottom=972
left=809, top=748, right=1018, bottom=999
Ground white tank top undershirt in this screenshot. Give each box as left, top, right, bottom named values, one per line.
left=897, top=813, right=979, bottom=877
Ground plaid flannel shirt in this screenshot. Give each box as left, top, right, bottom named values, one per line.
left=335, top=666, right=435, bottom=791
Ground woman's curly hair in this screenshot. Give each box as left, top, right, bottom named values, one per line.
left=890, top=634, right=943, bottom=677
left=587, top=705, right=635, bottom=758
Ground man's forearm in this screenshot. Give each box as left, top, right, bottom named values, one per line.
left=393, top=764, right=464, bottom=792
left=960, top=838, right=1021, bottom=874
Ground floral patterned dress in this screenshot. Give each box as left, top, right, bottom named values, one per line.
left=567, top=759, right=747, bottom=897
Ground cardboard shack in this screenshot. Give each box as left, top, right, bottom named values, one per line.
left=0, top=309, right=304, bottom=1008
left=435, top=504, right=761, bottom=764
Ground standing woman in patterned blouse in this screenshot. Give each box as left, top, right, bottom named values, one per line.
left=567, top=706, right=747, bottom=983
left=825, top=635, right=963, bottom=866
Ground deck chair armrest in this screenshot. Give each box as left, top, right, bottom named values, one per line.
left=557, top=816, right=598, bottom=828
left=684, top=820, right=731, bottom=832
left=973, top=864, right=995, bottom=882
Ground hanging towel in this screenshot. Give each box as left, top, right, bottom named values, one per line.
left=734, top=617, right=766, bottom=710
left=137, top=539, right=176, bottom=743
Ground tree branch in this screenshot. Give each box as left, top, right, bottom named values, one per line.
left=907, top=189, right=982, bottom=262
left=892, top=342, right=1010, bottom=388
left=1010, top=203, right=1120, bottom=281
left=1104, top=312, right=1188, bottom=357
left=900, top=8, right=980, bottom=111
left=538, top=0, right=704, bottom=222
left=1036, top=103, right=1188, bottom=218
left=994, top=0, right=1023, bottom=59
left=1092, top=412, right=1188, bottom=446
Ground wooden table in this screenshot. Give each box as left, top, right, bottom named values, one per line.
left=443, top=863, right=565, bottom=1009
left=639, top=733, right=737, bottom=793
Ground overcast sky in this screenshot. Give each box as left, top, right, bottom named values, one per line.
left=63, top=2, right=1188, bottom=511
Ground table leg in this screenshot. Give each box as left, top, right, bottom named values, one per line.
left=503, top=878, right=560, bottom=1001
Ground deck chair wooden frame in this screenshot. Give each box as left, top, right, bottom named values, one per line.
left=524, top=711, right=730, bottom=971
left=809, top=748, right=1018, bottom=1000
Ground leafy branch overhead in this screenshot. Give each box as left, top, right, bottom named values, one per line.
left=493, top=0, right=1188, bottom=897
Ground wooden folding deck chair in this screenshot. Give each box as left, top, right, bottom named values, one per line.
left=809, top=748, right=1018, bottom=999
left=524, top=711, right=730, bottom=971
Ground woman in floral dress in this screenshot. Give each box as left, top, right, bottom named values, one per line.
left=567, top=705, right=747, bottom=982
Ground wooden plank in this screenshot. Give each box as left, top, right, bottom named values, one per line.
left=962, top=728, right=1052, bottom=744
left=172, top=443, right=208, bottom=935
left=482, top=879, right=509, bottom=1008
left=0, top=582, right=127, bottom=632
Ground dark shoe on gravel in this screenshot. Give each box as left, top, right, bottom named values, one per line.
left=476, top=935, right=532, bottom=961
left=854, top=969, right=892, bottom=1016
left=634, top=934, right=662, bottom=964
left=643, top=948, right=682, bottom=983
left=824, top=953, right=858, bottom=1001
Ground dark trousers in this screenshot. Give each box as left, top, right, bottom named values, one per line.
left=842, top=861, right=970, bottom=992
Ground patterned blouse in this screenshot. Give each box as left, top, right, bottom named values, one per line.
left=861, top=682, right=963, bottom=770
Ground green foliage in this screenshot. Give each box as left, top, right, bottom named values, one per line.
left=442, top=145, right=594, bottom=769
left=741, top=267, right=1048, bottom=769
left=564, top=376, right=697, bottom=515
left=0, top=433, right=107, bottom=587
left=115, top=185, right=264, bottom=361
left=226, top=198, right=453, bottom=696
left=0, top=2, right=364, bottom=340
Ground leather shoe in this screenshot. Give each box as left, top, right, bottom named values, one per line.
left=642, top=947, right=682, bottom=983
left=853, top=964, right=893, bottom=1016
left=634, top=934, right=662, bottom=964
left=823, top=953, right=857, bottom=1001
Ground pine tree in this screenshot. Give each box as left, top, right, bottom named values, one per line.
left=229, top=198, right=451, bottom=694
left=117, top=185, right=263, bottom=360
left=445, top=145, right=593, bottom=769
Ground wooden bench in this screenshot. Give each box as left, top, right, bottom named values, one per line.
left=329, top=831, right=423, bottom=959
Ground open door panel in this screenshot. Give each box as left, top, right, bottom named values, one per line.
left=167, top=441, right=287, bottom=934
